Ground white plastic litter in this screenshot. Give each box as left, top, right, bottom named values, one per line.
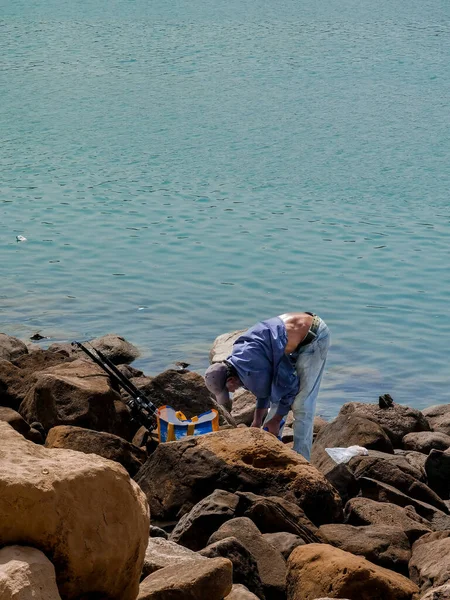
left=16, top=235, right=27, bottom=242
left=325, top=445, right=368, bottom=464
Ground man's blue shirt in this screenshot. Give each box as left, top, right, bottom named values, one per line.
left=226, top=317, right=299, bottom=417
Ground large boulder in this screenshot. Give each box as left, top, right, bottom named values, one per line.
left=138, top=557, right=232, bottom=600
left=209, top=517, right=286, bottom=600
left=358, top=477, right=447, bottom=521
left=340, top=402, right=430, bottom=447
left=349, top=450, right=426, bottom=482
left=311, top=413, right=394, bottom=474
left=209, top=330, right=246, bottom=363
left=0, top=422, right=149, bottom=600
left=200, top=536, right=265, bottom=599
left=90, top=333, right=140, bottom=364
left=18, top=358, right=125, bottom=434
left=409, top=531, right=450, bottom=594
left=345, top=497, right=432, bottom=543
left=425, top=449, right=450, bottom=499
left=0, top=545, right=61, bottom=600
left=403, top=431, right=450, bottom=454
left=0, top=334, right=28, bottom=361
left=135, top=428, right=343, bottom=526
left=422, top=404, right=450, bottom=436
left=349, top=455, right=446, bottom=511
left=45, top=425, right=147, bottom=476
left=319, top=524, right=411, bottom=575
left=141, top=538, right=206, bottom=579
left=286, top=543, right=419, bottom=600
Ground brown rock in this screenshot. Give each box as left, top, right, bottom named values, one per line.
left=425, top=449, right=450, bottom=499
left=350, top=455, right=446, bottom=511
left=319, top=523, right=411, bottom=575
left=287, top=543, right=419, bottom=600
left=0, top=421, right=149, bottom=600
left=311, top=413, right=394, bottom=474
left=349, top=450, right=426, bottom=482
left=358, top=477, right=447, bottom=521
left=345, top=497, right=432, bottom=543
left=340, top=402, right=430, bottom=447
left=420, top=584, right=450, bottom=599
left=231, top=389, right=256, bottom=426
left=226, top=584, right=260, bottom=599
left=263, top=532, right=305, bottom=559
left=314, top=415, right=328, bottom=434
left=135, top=428, right=342, bottom=526
left=209, top=330, right=246, bottom=363
left=138, top=557, right=232, bottom=600
left=19, top=358, right=124, bottom=434
left=141, top=538, right=206, bottom=579
left=409, top=531, right=450, bottom=594
left=0, top=334, right=28, bottom=361
left=403, top=431, right=450, bottom=454
left=209, top=517, right=286, bottom=600
left=45, top=425, right=147, bottom=476
left=0, top=545, right=62, bottom=600
left=423, top=404, right=450, bottom=436
left=0, top=406, right=30, bottom=436
left=200, top=536, right=265, bottom=599
left=90, top=333, right=140, bottom=364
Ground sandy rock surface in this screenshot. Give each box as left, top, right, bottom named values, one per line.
left=135, top=427, right=343, bottom=526
left=0, top=421, right=149, bottom=600
left=287, top=543, right=419, bottom=600
left=138, top=556, right=233, bottom=600
left=0, top=545, right=61, bottom=600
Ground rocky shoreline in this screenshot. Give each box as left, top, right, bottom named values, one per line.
left=1, top=331, right=450, bottom=599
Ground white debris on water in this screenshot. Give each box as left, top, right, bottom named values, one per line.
left=16, top=235, right=27, bottom=242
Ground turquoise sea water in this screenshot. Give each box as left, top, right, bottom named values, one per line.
left=1, top=0, right=450, bottom=417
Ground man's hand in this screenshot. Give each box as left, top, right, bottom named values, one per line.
left=263, top=414, right=283, bottom=437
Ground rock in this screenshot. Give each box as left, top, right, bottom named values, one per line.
left=0, top=406, right=30, bottom=436
left=209, top=517, right=286, bottom=600
left=281, top=427, right=294, bottom=443
left=231, top=389, right=257, bottom=426
left=26, top=427, right=45, bottom=444
left=425, top=449, right=450, bottom=499
left=409, top=531, right=450, bottom=594
left=263, top=532, right=305, bottom=559
left=135, top=428, right=342, bottom=526
left=421, top=584, right=450, bottom=599
left=133, top=425, right=149, bottom=448
left=403, top=431, right=450, bottom=454
left=47, top=342, right=81, bottom=357
left=90, top=333, right=140, bottom=364
left=314, top=415, right=328, bottom=434
left=0, top=421, right=149, bottom=600
left=141, top=538, right=206, bottom=579
left=235, top=491, right=323, bottom=542
left=324, top=463, right=360, bottom=504
left=0, top=334, right=28, bottom=361
left=130, top=368, right=231, bottom=422
left=349, top=455, right=446, bottom=511
left=349, top=450, right=426, bottom=482
left=200, top=536, right=265, bottom=599
left=150, top=526, right=168, bottom=539
left=340, top=401, right=430, bottom=447
left=226, top=584, right=260, bottom=599
left=319, top=523, right=411, bottom=575
left=0, top=545, right=62, bottom=600
left=138, top=557, right=232, bottom=600
left=286, top=543, right=419, bottom=600
left=18, top=358, right=125, bottom=434
left=345, top=497, right=432, bottom=543
left=311, top=413, right=394, bottom=474
left=358, top=477, right=447, bottom=521
left=170, top=489, right=240, bottom=550
left=45, top=425, right=147, bottom=477
left=423, top=404, right=450, bottom=436
left=209, top=330, right=246, bottom=363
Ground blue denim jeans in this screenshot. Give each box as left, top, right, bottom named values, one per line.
left=264, top=318, right=330, bottom=460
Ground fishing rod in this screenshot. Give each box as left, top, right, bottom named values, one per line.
left=72, top=341, right=157, bottom=431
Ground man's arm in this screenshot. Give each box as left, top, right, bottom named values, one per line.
left=251, top=406, right=268, bottom=428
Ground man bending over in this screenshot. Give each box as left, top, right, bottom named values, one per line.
left=204, top=312, right=330, bottom=460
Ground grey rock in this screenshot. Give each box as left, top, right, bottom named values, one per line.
left=0, top=334, right=28, bottom=362
left=231, top=389, right=256, bottom=426
left=141, top=538, right=207, bottom=579
left=423, top=404, right=450, bottom=436
left=149, top=526, right=168, bottom=539
left=421, top=584, right=450, bottom=599
left=410, top=531, right=450, bottom=594
left=262, top=532, right=305, bottom=560
left=403, top=431, right=450, bottom=454
left=209, top=330, right=246, bottom=364
left=225, top=584, right=260, bottom=599
left=90, top=333, right=140, bottom=365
